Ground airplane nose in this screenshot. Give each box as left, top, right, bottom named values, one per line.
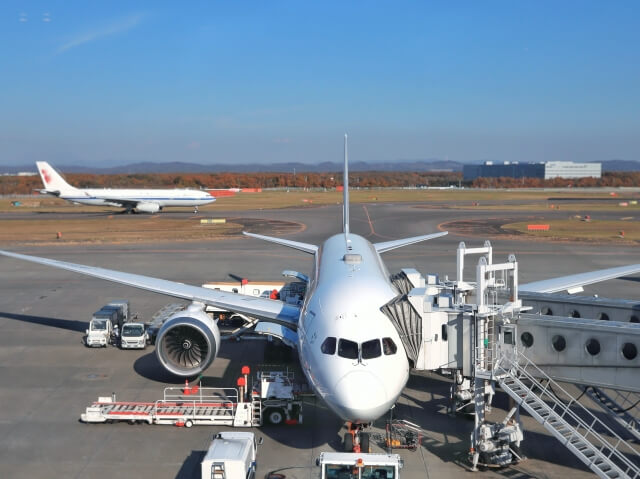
left=334, top=370, right=389, bottom=422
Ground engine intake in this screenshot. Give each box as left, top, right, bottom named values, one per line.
left=155, top=305, right=220, bottom=376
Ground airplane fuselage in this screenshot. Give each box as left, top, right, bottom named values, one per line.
left=58, top=188, right=215, bottom=208
left=298, top=233, right=409, bottom=423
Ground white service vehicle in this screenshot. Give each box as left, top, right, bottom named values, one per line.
left=201, top=432, right=261, bottom=479
left=316, top=452, right=403, bottom=479
left=85, top=300, right=130, bottom=347
left=85, top=308, right=117, bottom=347
left=119, top=322, right=147, bottom=349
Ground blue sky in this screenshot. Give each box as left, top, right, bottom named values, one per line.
left=1, top=1, right=639, bottom=166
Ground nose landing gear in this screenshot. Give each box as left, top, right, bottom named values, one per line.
left=344, top=422, right=371, bottom=453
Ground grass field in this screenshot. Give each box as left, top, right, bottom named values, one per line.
left=503, top=219, right=640, bottom=242
left=0, top=217, right=243, bottom=245
left=2, top=188, right=639, bottom=213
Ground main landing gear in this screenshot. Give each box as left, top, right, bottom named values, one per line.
left=194, top=206, right=199, bottom=214
left=343, top=422, right=371, bottom=453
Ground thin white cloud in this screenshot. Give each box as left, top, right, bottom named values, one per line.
left=57, top=13, right=144, bottom=54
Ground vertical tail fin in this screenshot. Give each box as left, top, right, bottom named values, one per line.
left=343, top=134, right=349, bottom=235
left=35, top=162, right=78, bottom=194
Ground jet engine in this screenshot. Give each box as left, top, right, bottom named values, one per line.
left=155, top=304, right=220, bottom=376
left=135, top=202, right=161, bottom=214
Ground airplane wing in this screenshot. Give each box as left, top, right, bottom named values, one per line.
left=0, top=250, right=300, bottom=326
left=89, top=196, right=141, bottom=208
left=374, top=231, right=448, bottom=253
left=520, top=264, right=640, bottom=294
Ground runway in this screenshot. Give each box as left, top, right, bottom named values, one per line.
left=1, top=201, right=639, bottom=478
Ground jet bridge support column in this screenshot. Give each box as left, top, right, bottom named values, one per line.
left=469, top=256, right=525, bottom=470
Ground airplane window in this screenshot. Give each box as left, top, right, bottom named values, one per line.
left=321, top=337, right=337, bottom=355
left=361, top=339, right=382, bottom=359
left=338, top=339, right=358, bottom=359
left=382, top=337, right=397, bottom=355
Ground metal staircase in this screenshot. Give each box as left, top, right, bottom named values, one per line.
left=496, top=353, right=640, bottom=479
left=583, top=386, right=640, bottom=442
left=251, top=390, right=262, bottom=426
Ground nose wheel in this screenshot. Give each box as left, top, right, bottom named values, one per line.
left=344, top=422, right=370, bottom=453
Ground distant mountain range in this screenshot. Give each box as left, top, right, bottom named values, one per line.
left=2, top=159, right=639, bottom=174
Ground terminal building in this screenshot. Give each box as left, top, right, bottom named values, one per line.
left=463, top=161, right=602, bottom=181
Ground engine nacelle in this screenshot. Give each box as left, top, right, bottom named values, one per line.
left=155, top=304, right=220, bottom=377
left=136, top=202, right=161, bottom=214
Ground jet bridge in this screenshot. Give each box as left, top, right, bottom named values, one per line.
left=383, top=241, right=640, bottom=476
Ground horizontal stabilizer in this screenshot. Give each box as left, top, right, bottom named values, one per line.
left=0, top=250, right=300, bottom=324
left=374, top=231, right=448, bottom=253
left=243, top=231, right=318, bottom=254
left=520, top=264, right=640, bottom=294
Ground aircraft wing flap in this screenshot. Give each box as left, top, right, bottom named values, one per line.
left=0, top=250, right=300, bottom=324
left=520, top=264, right=640, bottom=293
left=374, top=231, right=448, bottom=253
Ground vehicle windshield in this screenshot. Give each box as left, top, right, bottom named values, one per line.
left=122, top=325, right=144, bottom=337
left=323, top=465, right=395, bottom=479
left=91, top=320, right=107, bottom=331
left=324, top=465, right=357, bottom=479
left=361, top=466, right=395, bottom=479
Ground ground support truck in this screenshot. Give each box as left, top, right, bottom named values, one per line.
left=201, top=432, right=261, bottom=479
left=316, top=452, right=404, bottom=479
left=85, top=300, right=130, bottom=347
left=80, top=368, right=303, bottom=428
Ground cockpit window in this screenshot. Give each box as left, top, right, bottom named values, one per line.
left=321, top=337, right=337, bottom=355
left=382, top=337, right=397, bottom=355
left=338, top=339, right=359, bottom=359
left=361, top=339, right=382, bottom=359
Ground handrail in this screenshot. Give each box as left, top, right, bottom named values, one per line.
left=503, top=351, right=640, bottom=475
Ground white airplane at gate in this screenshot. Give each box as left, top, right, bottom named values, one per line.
left=3, top=137, right=640, bottom=450
left=36, top=161, right=215, bottom=213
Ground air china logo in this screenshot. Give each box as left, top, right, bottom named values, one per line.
left=41, top=168, right=52, bottom=185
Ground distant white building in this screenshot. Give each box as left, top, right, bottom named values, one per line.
left=543, top=161, right=601, bottom=179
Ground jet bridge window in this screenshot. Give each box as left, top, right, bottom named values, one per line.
left=338, top=339, right=359, bottom=359
left=382, top=337, right=397, bottom=355
left=321, top=337, right=337, bottom=355
left=361, top=339, right=382, bottom=359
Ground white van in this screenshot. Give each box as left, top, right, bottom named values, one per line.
left=120, top=322, right=147, bottom=349
left=201, top=431, right=261, bottom=479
